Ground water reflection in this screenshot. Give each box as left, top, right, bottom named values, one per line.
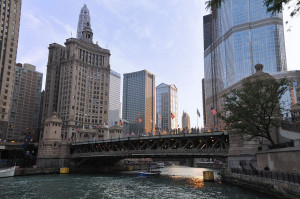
left=0, top=165, right=273, bottom=199
left=187, top=178, right=205, bottom=189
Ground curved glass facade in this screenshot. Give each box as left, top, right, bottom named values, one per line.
left=203, top=0, right=287, bottom=128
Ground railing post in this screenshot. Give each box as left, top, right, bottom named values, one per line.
left=292, top=174, right=295, bottom=184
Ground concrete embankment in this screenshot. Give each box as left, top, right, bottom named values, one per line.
left=14, top=168, right=59, bottom=176
left=222, top=171, right=300, bottom=199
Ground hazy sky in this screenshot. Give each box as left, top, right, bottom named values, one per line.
left=16, top=0, right=300, bottom=128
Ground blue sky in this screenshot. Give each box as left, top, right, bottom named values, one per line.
left=16, top=0, right=300, bottom=128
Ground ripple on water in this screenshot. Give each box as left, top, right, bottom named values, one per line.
left=0, top=167, right=273, bottom=199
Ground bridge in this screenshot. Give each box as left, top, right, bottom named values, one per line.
left=70, top=132, right=229, bottom=159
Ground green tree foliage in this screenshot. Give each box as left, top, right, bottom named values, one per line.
left=218, top=78, right=290, bottom=145
left=206, top=0, right=300, bottom=17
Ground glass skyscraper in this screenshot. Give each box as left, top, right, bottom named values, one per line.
left=156, top=83, right=178, bottom=132
left=122, top=70, right=155, bottom=135
left=203, top=0, right=287, bottom=128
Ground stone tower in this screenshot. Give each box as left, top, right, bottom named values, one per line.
left=76, top=4, right=91, bottom=39
left=43, top=5, right=111, bottom=141
left=37, top=112, right=69, bottom=168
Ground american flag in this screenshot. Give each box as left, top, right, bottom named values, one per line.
left=211, top=107, right=217, bottom=116
left=171, top=112, right=175, bottom=119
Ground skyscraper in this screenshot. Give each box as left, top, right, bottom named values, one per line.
left=43, top=5, right=111, bottom=140
left=0, top=0, right=22, bottom=139
left=42, top=43, right=65, bottom=122
left=156, top=83, right=178, bottom=132
left=7, top=63, right=43, bottom=141
left=122, top=70, right=155, bottom=135
left=77, top=4, right=90, bottom=39
left=108, top=70, right=121, bottom=127
left=182, top=111, right=190, bottom=130
left=203, top=0, right=287, bottom=128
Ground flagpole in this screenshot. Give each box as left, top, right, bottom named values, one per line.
left=197, top=114, right=198, bottom=129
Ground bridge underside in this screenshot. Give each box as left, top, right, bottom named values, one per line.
left=71, top=133, right=229, bottom=159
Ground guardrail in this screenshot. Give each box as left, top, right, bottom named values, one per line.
left=71, top=148, right=228, bottom=158
left=231, top=168, right=300, bottom=185
left=71, top=131, right=229, bottom=145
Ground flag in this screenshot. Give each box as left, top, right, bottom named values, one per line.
left=97, top=124, right=100, bottom=129
left=197, top=109, right=201, bottom=117
left=139, top=118, right=142, bottom=123
left=120, top=120, right=123, bottom=126
left=89, top=124, right=93, bottom=130
left=171, top=112, right=175, bottom=119
left=211, top=107, right=217, bottom=116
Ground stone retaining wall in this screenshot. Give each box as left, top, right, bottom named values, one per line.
left=222, top=171, right=300, bottom=199
left=14, top=168, right=59, bottom=176
left=257, top=147, right=300, bottom=174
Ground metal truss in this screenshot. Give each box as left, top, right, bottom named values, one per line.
left=70, top=132, right=229, bottom=159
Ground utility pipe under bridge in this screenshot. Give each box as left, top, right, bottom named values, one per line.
left=70, top=132, right=229, bottom=159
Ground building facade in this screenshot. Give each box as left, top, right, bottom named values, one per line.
left=122, top=70, right=155, bottom=135
left=182, top=111, right=190, bottom=130
left=156, top=83, right=178, bottom=132
left=7, top=63, right=43, bottom=141
left=273, top=71, right=300, bottom=117
left=0, top=0, right=22, bottom=139
left=108, top=70, right=121, bottom=127
left=203, top=0, right=287, bottom=128
left=43, top=5, right=111, bottom=140
left=42, top=43, right=65, bottom=122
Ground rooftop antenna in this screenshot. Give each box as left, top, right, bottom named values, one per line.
left=71, top=31, right=73, bottom=38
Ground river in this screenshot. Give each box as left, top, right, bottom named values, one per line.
left=0, top=166, right=273, bottom=199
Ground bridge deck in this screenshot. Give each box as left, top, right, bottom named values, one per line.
left=70, top=132, right=229, bottom=159
left=71, top=132, right=229, bottom=145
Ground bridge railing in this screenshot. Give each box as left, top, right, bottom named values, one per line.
left=71, top=148, right=228, bottom=158
left=71, top=131, right=229, bottom=145
left=231, top=168, right=300, bottom=185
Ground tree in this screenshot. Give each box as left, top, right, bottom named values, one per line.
left=218, top=78, right=290, bottom=145
left=206, top=0, right=300, bottom=17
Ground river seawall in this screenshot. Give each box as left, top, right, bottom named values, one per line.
left=221, top=171, right=300, bottom=199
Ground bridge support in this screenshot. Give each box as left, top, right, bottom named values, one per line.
left=37, top=113, right=70, bottom=169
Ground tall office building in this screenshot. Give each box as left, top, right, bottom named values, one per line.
left=0, top=0, right=22, bottom=139
left=43, top=5, right=111, bottom=140
left=273, top=71, right=300, bottom=117
left=42, top=43, right=65, bottom=122
left=7, top=63, right=43, bottom=141
left=156, top=83, right=178, bottom=132
left=77, top=4, right=90, bottom=39
left=203, top=0, right=287, bottom=128
left=122, top=70, right=155, bottom=134
left=182, top=111, right=190, bottom=130
left=108, top=70, right=121, bottom=127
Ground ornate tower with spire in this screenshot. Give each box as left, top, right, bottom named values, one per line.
left=77, top=4, right=91, bottom=39
left=43, top=4, right=111, bottom=142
